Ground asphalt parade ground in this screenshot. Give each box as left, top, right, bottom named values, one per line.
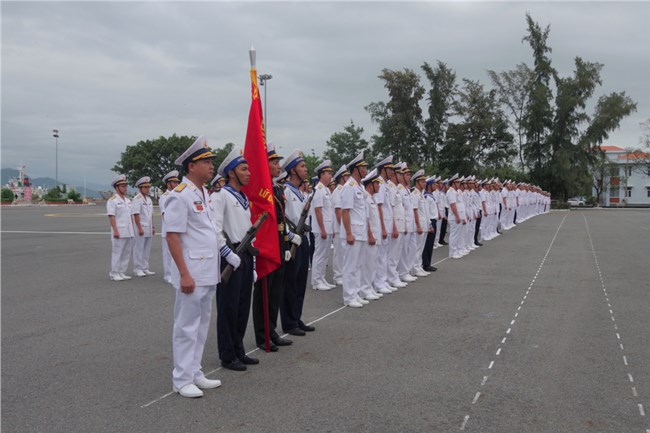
left=2, top=206, right=649, bottom=433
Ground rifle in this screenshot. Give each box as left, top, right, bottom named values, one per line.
left=220, top=211, right=269, bottom=284
left=289, top=192, right=315, bottom=259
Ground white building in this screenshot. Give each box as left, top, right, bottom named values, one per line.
left=596, top=145, right=650, bottom=206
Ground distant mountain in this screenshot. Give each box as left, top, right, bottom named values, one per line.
left=1, top=168, right=102, bottom=198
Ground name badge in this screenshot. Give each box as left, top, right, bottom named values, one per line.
left=193, top=201, right=204, bottom=212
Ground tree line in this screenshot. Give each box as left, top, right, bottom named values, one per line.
left=114, top=14, right=641, bottom=202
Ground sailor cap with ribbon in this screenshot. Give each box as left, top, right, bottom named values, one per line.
left=135, top=176, right=151, bottom=188
left=267, top=142, right=284, bottom=160
left=281, top=150, right=304, bottom=173
left=112, top=174, right=127, bottom=188
left=218, top=147, right=247, bottom=177
left=449, top=173, right=460, bottom=183
left=174, top=136, right=216, bottom=167
left=210, top=174, right=224, bottom=187
left=425, top=176, right=437, bottom=185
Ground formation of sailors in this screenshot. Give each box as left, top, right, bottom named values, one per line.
left=106, top=138, right=550, bottom=398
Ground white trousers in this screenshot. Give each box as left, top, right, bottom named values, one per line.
left=360, top=242, right=379, bottom=298
left=162, top=234, right=173, bottom=281
left=435, top=219, right=443, bottom=246
left=311, top=234, right=332, bottom=286
left=333, top=233, right=344, bottom=281
left=448, top=219, right=462, bottom=258
left=111, top=237, right=133, bottom=276
left=342, top=240, right=364, bottom=304
left=133, top=235, right=153, bottom=273
left=413, top=231, right=426, bottom=271
left=373, top=237, right=389, bottom=289
left=387, top=235, right=403, bottom=284
left=398, top=232, right=414, bottom=278
left=172, top=284, right=217, bottom=389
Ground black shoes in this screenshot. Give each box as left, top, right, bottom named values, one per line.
left=299, top=323, right=315, bottom=332
left=286, top=328, right=306, bottom=336
left=273, top=337, right=293, bottom=346
left=424, top=265, right=437, bottom=272
left=474, top=242, right=483, bottom=247
left=221, top=359, right=247, bottom=371
left=257, top=343, right=279, bottom=352
left=239, top=355, right=259, bottom=365
left=439, top=240, right=448, bottom=245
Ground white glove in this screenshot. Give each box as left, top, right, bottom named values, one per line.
left=284, top=250, right=292, bottom=262
left=290, top=234, right=302, bottom=247
left=253, top=270, right=258, bottom=283
left=226, top=252, right=241, bottom=270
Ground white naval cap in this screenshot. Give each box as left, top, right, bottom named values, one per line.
left=333, top=164, right=349, bottom=181
left=411, top=169, right=426, bottom=182
left=315, top=159, right=333, bottom=174
left=347, top=151, right=368, bottom=170
left=162, top=170, right=180, bottom=184
left=112, top=174, right=127, bottom=188
left=210, top=173, right=224, bottom=186
left=267, top=141, right=284, bottom=160
left=273, top=171, right=288, bottom=183
left=459, top=176, right=466, bottom=182
left=361, top=168, right=380, bottom=185
left=425, top=176, right=436, bottom=185
left=442, top=178, right=450, bottom=185
left=449, top=173, right=460, bottom=182
left=135, top=176, right=151, bottom=188
left=393, top=162, right=405, bottom=173
left=217, top=147, right=247, bottom=177
left=373, top=155, right=394, bottom=169
left=174, top=136, right=216, bottom=166
left=281, top=149, right=304, bottom=173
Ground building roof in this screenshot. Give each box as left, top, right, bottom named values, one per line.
left=598, top=145, right=625, bottom=152
left=617, top=151, right=650, bottom=160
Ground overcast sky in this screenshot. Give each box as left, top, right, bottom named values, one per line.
left=2, top=1, right=649, bottom=188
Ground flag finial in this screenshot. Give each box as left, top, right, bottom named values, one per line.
left=249, top=45, right=256, bottom=68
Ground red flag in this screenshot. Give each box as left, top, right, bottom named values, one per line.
left=242, top=68, right=280, bottom=278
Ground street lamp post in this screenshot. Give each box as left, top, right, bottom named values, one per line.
left=258, top=74, right=272, bottom=139
left=52, top=129, right=60, bottom=187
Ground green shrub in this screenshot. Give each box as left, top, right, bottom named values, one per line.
left=1, top=188, right=14, bottom=202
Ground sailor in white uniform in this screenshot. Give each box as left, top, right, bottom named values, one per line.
left=309, top=160, right=335, bottom=291
left=165, top=136, right=222, bottom=398
left=107, top=174, right=134, bottom=281
left=373, top=156, right=398, bottom=294
left=446, top=174, right=465, bottom=259
left=396, top=163, right=418, bottom=282
left=386, top=163, right=407, bottom=288
left=160, top=170, right=180, bottom=284
left=340, top=152, right=369, bottom=308
left=132, top=176, right=155, bottom=277
left=330, top=165, right=349, bottom=286
left=411, top=169, right=430, bottom=277
left=359, top=168, right=384, bottom=301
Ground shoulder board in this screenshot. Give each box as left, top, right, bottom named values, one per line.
left=174, top=183, right=187, bottom=193
left=379, top=179, right=385, bottom=184
left=162, top=191, right=169, bottom=196
left=349, top=181, right=356, bottom=186
left=134, top=193, right=142, bottom=199
left=397, top=184, right=404, bottom=190
left=336, top=185, right=343, bottom=190
left=109, top=194, right=118, bottom=201
left=316, top=184, right=323, bottom=189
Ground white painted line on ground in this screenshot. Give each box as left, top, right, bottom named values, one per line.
left=510, top=320, right=515, bottom=325
left=472, top=392, right=481, bottom=404
left=488, top=361, right=494, bottom=369
left=501, top=337, right=507, bottom=344
left=481, top=376, right=488, bottom=386
left=623, top=356, right=628, bottom=366
left=633, top=387, right=638, bottom=397
left=460, top=415, right=470, bottom=430
left=616, top=333, right=621, bottom=340
left=639, top=404, right=645, bottom=416
left=496, top=348, right=501, bottom=356
left=629, top=373, right=634, bottom=383
left=621, top=343, right=625, bottom=351
left=1, top=230, right=109, bottom=235
left=506, top=328, right=511, bottom=334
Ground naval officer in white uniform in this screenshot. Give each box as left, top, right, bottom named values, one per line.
left=160, top=170, right=180, bottom=284
left=107, top=174, right=134, bottom=281
left=309, top=160, right=335, bottom=291
left=132, top=176, right=156, bottom=277
left=165, top=136, right=222, bottom=398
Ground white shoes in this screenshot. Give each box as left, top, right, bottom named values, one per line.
left=120, top=273, right=132, bottom=280
left=109, top=273, right=124, bottom=281
left=451, top=254, right=463, bottom=259
left=173, top=383, right=203, bottom=398
left=195, top=377, right=222, bottom=389
left=164, top=277, right=172, bottom=284
left=144, top=270, right=156, bottom=276
left=346, top=301, right=364, bottom=308
left=390, top=281, right=407, bottom=288
left=357, top=298, right=370, bottom=305
left=135, top=271, right=147, bottom=277
left=365, top=293, right=380, bottom=301
left=312, top=283, right=332, bottom=291
left=378, top=287, right=393, bottom=294
left=321, top=280, right=336, bottom=289
left=401, top=275, right=417, bottom=282
left=413, top=268, right=429, bottom=277
left=334, top=279, right=343, bottom=285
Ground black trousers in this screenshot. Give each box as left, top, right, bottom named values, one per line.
left=252, top=262, right=286, bottom=346
left=474, top=215, right=481, bottom=244
left=439, top=209, right=448, bottom=243
left=281, top=235, right=309, bottom=331
left=422, top=219, right=436, bottom=267
left=216, top=253, right=254, bottom=363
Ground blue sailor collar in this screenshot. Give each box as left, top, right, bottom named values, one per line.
left=223, top=184, right=249, bottom=210
left=286, top=182, right=304, bottom=202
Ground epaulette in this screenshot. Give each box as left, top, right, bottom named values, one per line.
left=174, top=183, right=187, bottom=193
left=379, top=179, right=385, bottom=184
left=162, top=191, right=169, bottom=196
left=109, top=194, right=118, bottom=201
left=134, top=193, right=142, bottom=200
left=349, top=181, right=356, bottom=186
left=397, top=184, right=404, bottom=190
left=336, top=185, right=343, bottom=190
